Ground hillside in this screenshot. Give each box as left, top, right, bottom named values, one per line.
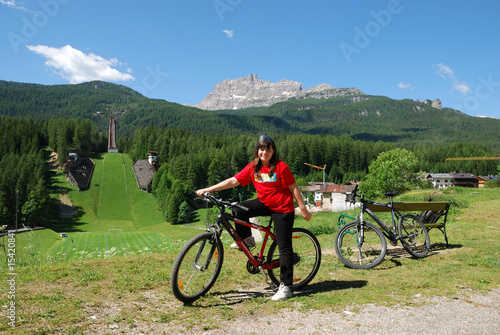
left=57, top=152, right=165, bottom=232
left=1, top=79, right=499, bottom=148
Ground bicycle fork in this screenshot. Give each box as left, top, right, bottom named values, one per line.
left=195, top=234, right=218, bottom=271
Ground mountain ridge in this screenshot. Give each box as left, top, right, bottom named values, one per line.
left=1, top=79, right=499, bottom=150
left=196, top=74, right=364, bottom=110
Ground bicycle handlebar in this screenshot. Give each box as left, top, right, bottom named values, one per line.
left=202, top=192, right=250, bottom=212
left=347, top=184, right=360, bottom=204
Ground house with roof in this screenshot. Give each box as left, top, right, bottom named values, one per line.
left=299, top=182, right=357, bottom=211
left=425, top=173, right=453, bottom=188
left=132, top=151, right=159, bottom=192
left=65, top=149, right=95, bottom=191
left=477, top=175, right=498, bottom=188
left=452, top=173, right=479, bottom=188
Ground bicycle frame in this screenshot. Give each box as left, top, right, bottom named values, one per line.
left=359, top=195, right=402, bottom=243
left=211, top=208, right=280, bottom=272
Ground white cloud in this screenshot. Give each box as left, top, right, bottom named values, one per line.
left=222, top=29, right=234, bottom=39
left=435, top=63, right=454, bottom=79
left=434, top=63, right=471, bottom=95
left=27, top=45, right=135, bottom=84
left=397, top=82, right=414, bottom=90
left=0, top=0, right=30, bottom=12
left=453, top=81, right=472, bottom=95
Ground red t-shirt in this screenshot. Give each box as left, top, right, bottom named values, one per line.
left=234, top=159, right=296, bottom=213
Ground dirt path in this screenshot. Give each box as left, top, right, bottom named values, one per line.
left=199, top=289, right=500, bottom=335
left=83, top=288, right=499, bottom=334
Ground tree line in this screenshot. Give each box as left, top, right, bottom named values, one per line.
left=122, top=126, right=498, bottom=223
left=2, top=80, right=500, bottom=152
left=0, top=115, right=497, bottom=226
left=0, top=116, right=106, bottom=227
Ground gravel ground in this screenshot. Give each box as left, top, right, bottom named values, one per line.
left=86, top=288, right=499, bottom=334
left=200, top=289, right=500, bottom=335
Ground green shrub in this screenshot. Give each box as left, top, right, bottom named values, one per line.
left=307, top=221, right=337, bottom=236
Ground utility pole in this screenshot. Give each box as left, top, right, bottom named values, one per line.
left=15, top=189, right=19, bottom=232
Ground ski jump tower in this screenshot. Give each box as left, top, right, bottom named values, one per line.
left=108, top=117, right=119, bottom=153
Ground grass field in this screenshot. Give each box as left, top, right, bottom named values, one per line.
left=67, top=153, right=165, bottom=231
left=10, top=153, right=205, bottom=266
left=1, top=185, right=498, bottom=333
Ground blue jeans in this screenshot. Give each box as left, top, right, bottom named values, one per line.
left=233, top=198, right=295, bottom=286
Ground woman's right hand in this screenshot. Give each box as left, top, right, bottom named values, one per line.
left=196, top=189, right=208, bottom=197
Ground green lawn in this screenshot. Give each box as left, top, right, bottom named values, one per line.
left=68, top=153, right=164, bottom=231
left=15, top=153, right=202, bottom=264
left=2, top=187, right=498, bottom=334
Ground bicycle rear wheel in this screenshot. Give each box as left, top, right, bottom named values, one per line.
left=171, top=232, right=224, bottom=303
left=398, top=214, right=430, bottom=258
left=335, top=221, right=387, bottom=269
left=267, top=228, right=321, bottom=290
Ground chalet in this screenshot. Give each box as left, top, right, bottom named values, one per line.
left=299, top=182, right=357, bottom=211
left=452, top=173, right=479, bottom=188
left=477, top=175, right=498, bottom=188
left=425, top=173, right=453, bottom=188
left=65, top=149, right=95, bottom=191
left=132, top=151, right=159, bottom=192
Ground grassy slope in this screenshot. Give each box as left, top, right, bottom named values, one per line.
left=15, top=153, right=202, bottom=264
left=2, top=187, right=499, bottom=333
left=71, top=153, right=162, bottom=231
left=62, top=153, right=200, bottom=240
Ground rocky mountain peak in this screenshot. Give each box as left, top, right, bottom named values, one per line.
left=431, top=99, right=443, bottom=109
left=196, top=74, right=363, bottom=110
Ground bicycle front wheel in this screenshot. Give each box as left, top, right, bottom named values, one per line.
left=267, top=228, right=321, bottom=290
left=170, top=232, right=224, bottom=303
left=398, top=214, right=430, bottom=258
left=335, top=221, right=387, bottom=269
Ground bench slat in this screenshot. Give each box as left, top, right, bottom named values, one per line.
left=366, top=201, right=449, bottom=212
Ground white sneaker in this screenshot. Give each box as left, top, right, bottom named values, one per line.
left=272, top=283, right=293, bottom=301
left=230, top=236, right=255, bottom=250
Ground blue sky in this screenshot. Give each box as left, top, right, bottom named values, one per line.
left=2, top=0, right=500, bottom=119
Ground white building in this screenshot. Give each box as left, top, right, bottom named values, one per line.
left=425, top=173, right=453, bottom=188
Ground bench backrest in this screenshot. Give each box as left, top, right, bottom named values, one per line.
left=366, top=201, right=450, bottom=213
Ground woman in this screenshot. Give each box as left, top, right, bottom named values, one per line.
left=196, top=135, right=311, bottom=301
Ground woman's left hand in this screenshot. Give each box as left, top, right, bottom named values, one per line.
left=301, top=208, right=312, bottom=221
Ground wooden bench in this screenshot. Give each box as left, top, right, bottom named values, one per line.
left=366, top=201, right=453, bottom=246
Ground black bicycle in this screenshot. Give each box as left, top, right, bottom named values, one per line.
left=171, top=193, right=322, bottom=303
left=335, top=185, right=430, bottom=269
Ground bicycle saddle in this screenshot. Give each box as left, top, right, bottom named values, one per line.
left=384, top=191, right=399, bottom=197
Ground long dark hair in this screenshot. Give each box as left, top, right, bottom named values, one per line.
left=253, top=136, right=277, bottom=179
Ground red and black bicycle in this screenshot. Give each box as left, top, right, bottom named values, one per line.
left=170, top=193, right=321, bottom=303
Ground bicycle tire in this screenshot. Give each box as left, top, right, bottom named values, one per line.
left=170, top=232, right=224, bottom=303
left=398, top=213, right=430, bottom=258
left=335, top=220, right=387, bottom=269
left=267, top=228, right=321, bottom=290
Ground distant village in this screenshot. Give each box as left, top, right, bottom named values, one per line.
left=301, top=172, right=497, bottom=212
